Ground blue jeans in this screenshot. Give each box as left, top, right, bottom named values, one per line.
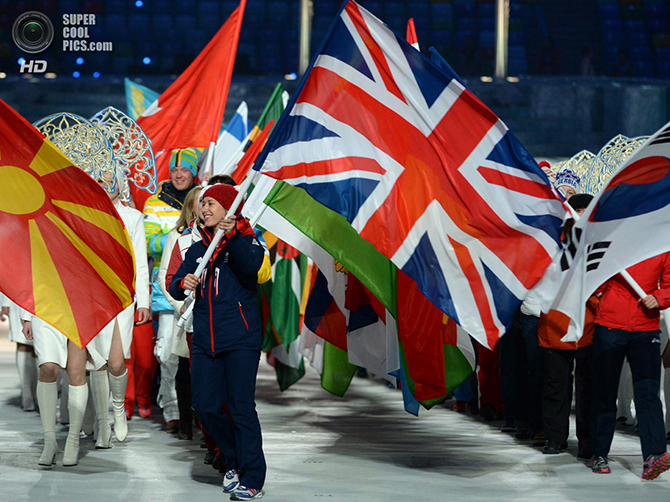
left=591, top=325, right=666, bottom=459
left=191, top=348, right=266, bottom=489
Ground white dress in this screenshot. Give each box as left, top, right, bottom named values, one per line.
left=1, top=294, right=32, bottom=345
left=22, top=310, right=106, bottom=370
left=89, top=202, right=151, bottom=360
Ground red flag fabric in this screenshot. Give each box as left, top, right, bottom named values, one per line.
left=133, top=0, right=246, bottom=208
left=231, top=119, right=274, bottom=184
left=137, top=0, right=246, bottom=152
left=406, top=18, right=419, bottom=49
left=0, top=99, right=136, bottom=348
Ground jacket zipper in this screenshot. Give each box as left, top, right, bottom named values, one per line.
left=209, top=271, right=215, bottom=355
left=238, top=302, right=249, bottom=330
left=215, top=268, right=219, bottom=297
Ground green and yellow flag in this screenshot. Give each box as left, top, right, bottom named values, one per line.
left=0, top=99, right=136, bottom=348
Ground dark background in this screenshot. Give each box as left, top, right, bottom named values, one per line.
left=1, top=0, right=670, bottom=157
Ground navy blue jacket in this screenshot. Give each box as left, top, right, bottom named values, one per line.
left=170, top=227, right=264, bottom=354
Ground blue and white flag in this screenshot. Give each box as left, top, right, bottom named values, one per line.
left=211, top=101, right=249, bottom=176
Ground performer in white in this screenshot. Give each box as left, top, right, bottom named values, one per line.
left=22, top=311, right=106, bottom=466
left=1, top=293, right=37, bottom=411
left=88, top=170, right=151, bottom=447
left=23, top=107, right=156, bottom=466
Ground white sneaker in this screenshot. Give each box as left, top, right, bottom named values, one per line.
left=222, top=469, right=239, bottom=493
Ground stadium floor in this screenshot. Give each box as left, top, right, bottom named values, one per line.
left=1, top=319, right=668, bottom=502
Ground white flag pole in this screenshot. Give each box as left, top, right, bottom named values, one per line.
left=620, top=270, right=648, bottom=299
left=219, top=130, right=253, bottom=175
left=205, top=140, right=216, bottom=177
left=177, top=171, right=257, bottom=327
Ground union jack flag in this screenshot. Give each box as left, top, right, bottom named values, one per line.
left=254, top=0, right=567, bottom=348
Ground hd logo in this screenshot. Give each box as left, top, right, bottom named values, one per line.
left=19, top=59, right=47, bottom=73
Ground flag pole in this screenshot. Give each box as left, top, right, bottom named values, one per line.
left=247, top=174, right=270, bottom=229
left=205, top=140, right=216, bottom=177
left=219, top=130, right=253, bottom=175
left=620, top=269, right=648, bottom=299
left=299, top=0, right=312, bottom=75
left=177, top=170, right=256, bottom=327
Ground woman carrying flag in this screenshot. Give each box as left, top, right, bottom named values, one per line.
left=170, top=183, right=266, bottom=501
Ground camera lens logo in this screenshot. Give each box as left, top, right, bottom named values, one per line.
left=12, top=11, right=54, bottom=54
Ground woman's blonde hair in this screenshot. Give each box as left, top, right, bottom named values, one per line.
left=174, top=185, right=204, bottom=233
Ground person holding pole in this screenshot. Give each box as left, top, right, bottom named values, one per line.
left=590, top=252, right=670, bottom=479
left=170, top=183, right=266, bottom=500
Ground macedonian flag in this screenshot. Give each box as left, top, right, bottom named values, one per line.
left=0, top=99, right=136, bottom=348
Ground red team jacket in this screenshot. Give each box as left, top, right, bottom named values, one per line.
left=595, top=252, right=670, bottom=332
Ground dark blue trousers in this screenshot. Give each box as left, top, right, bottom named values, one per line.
left=520, top=313, right=544, bottom=434
left=191, top=348, right=266, bottom=489
left=499, top=311, right=526, bottom=425
left=591, top=325, right=666, bottom=459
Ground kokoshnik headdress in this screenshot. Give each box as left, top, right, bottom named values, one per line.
left=33, top=107, right=157, bottom=203
left=553, top=134, right=649, bottom=196
left=581, top=134, right=648, bottom=195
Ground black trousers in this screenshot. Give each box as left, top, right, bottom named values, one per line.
left=542, top=346, right=592, bottom=445
left=499, top=309, right=528, bottom=424
left=575, top=345, right=593, bottom=447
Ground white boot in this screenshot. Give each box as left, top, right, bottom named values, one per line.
left=62, top=384, right=87, bottom=466
left=36, top=381, right=58, bottom=466
left=108, top=369, right=128, bottom=442
left=81, top=378, right=94, bottom=437
left=17, top=350, right=37, bottom=411
left=90, top=370, right=112, bottom=449
left=58, top=370, right=69, bottom=425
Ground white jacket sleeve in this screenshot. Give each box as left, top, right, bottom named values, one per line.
left=128, top=207, right=151, bottom=310
left=157, top=230, right=184, bottom=312
left=0, top=292, right=8, bottom=308
left=520, top=294, right=542, bottom=318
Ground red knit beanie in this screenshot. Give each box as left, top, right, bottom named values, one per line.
left=201, top=183, right=243, bottom=215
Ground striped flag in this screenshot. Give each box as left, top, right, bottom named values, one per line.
left=244, top=175, right=475, bottom=412
left=406, top=18, right=419, bottom=49
left=210, top=101, right=249, bottom=177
